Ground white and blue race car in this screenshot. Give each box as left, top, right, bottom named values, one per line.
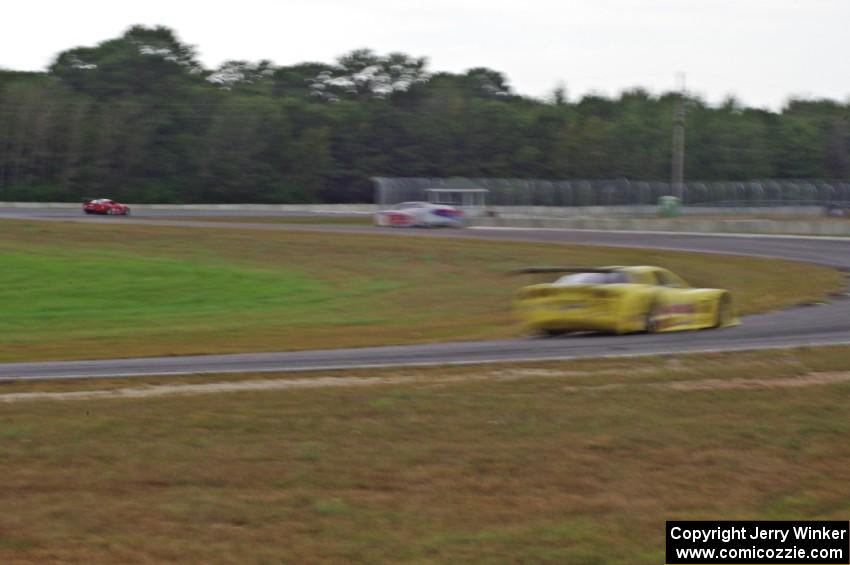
left=374, top=202, right=465, bottom=228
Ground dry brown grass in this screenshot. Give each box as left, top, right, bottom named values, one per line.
left=1, top=347, right=849, bottom=563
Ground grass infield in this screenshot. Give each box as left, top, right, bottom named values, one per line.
left=1, top=346, right=849, bottom=563
left=0, top=219, right=844, bottom=362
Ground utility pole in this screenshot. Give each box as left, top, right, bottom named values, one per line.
left=671, top=72, right=686, bottom=200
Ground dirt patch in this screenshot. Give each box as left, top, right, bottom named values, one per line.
left=660, top=371, right=850, bottom=391
left=3, top=368, right=850, bottom=403
left=561, top=371, right=850, bottom=392
left=0, top=375, right=414, bottom=403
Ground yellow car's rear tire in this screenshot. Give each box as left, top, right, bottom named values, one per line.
left=542, top=328, right=567, bottom=337
left=644, top=303, right=661, bottom=334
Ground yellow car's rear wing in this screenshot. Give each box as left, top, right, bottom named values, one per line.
left=509, top=267, right=621, bottom=275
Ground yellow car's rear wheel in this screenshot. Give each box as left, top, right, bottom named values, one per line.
left=542, top=328, right=568, bottom=337
left=644, top=303, right=661, bottom=333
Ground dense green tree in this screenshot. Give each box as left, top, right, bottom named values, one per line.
left=1, top=26, right=848, bottom=204
left=309, top=49, right=429, bottom=101
left=50, top=25, right=203, bottom=99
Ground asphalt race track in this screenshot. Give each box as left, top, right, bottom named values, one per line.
left=0, top=206, right=366, bottom=219
left=2, top=208, right=849, bottom=381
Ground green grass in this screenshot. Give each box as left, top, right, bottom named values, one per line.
left=1, top=347, right=849, bottom=563
left=2, top=251, right=329, bottom=332
left=0, top=220, right=844, bottom=362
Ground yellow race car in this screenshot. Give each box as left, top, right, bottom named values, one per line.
left=514, top=266, right=738, bottom=336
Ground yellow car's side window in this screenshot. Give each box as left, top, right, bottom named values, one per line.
left=655, top=270, right=688, bottom=288
left=639, top=271, right=660, bottom=286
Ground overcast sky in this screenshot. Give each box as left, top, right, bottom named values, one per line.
left=4, top=0, right=848, bottom=109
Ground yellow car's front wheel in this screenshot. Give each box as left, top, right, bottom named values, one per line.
left=714, top=294, right=733, bottom=328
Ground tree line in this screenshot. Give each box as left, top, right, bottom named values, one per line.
left=0, top=25, right=847, bottom=203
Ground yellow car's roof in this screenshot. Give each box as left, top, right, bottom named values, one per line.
left=512, top=265, right=664, bottom=275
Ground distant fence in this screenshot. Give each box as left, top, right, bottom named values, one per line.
left=372, top=177, right=850, bottom=207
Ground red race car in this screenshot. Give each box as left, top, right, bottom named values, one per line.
left=83, top=199, right=131, bottom=216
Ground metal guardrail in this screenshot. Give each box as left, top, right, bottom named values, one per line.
left=372, top=177, right=850, bottom=207
left=689, top=200, right=850, bottom=208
